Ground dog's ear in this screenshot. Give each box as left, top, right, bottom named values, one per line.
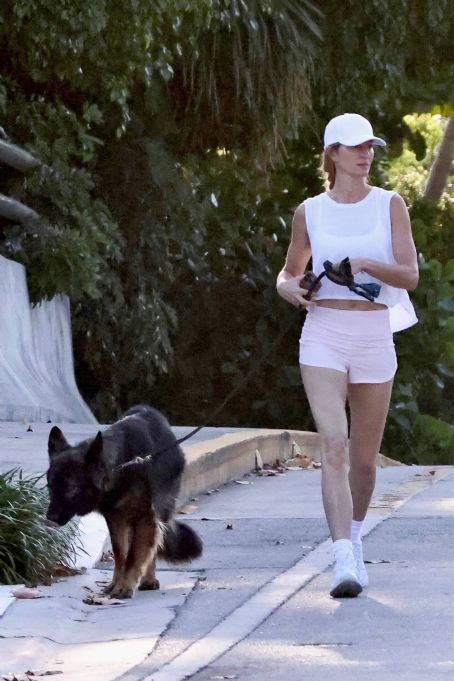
left=86, top=432, right=110, bottom=490
left=85, top=431, right=103, bottom=465
left=48, top=426, right=70, bottom=458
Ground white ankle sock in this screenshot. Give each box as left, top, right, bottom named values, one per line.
left=351, top=520, right=364, bottom=544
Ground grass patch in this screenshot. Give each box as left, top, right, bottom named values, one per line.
left=0, top=468, right=83, bottom=585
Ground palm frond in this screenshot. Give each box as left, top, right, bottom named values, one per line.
left=167, top=0, right=323, bottom=159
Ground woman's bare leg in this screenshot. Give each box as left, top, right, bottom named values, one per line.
left=300, top=365, right=351, bottom=540
left=347, top=379, right=394, bottom=521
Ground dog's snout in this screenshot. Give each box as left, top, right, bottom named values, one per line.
left=46, top=509, right=64, bottom=526
left=45, top=516, right=60, bottom=528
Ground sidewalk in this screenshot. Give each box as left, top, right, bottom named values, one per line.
left=0, top=421, right=453, bottom=680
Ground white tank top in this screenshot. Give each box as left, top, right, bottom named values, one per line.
left=303, top=186, right=418, bottom=333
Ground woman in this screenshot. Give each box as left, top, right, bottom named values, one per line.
left=276, top=113, right=419, bottom=598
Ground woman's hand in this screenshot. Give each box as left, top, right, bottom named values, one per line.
left=348, top=257, right=369, bottom=275
left=276, top=275, right=317, bottom=308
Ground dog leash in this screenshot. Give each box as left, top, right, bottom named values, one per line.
left=116, top=257, right=382, bottom=471
left=115, top=313, right=299, bottom=471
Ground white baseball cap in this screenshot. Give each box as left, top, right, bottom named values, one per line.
left=323, top=113, right=386, bottom=149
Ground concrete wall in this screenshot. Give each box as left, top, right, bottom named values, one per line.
left=0, top=255, right=96, bottom=423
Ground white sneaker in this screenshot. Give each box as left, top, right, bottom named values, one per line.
left=330, top=542, right=362, bottom=598
left=353, top=541, right=369, bottom=588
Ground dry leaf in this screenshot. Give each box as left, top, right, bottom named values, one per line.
left=179, top=504, right=197, bottom=515
left=291, top=441, right=302, bottom=456
left=286, top=454, right=313, bottom=469
left=263, top=459, right=286, bottom=473
left=299, top=456, right=313, bottom=469
left=83, top=596, right=124, bottom=606
left=11, top=587, right=42, bottom=599
left=52, top=565, right=86, bottom=578
left=364, top=559, right=406, bottom=565
left=100, top=550, right=114, bottom=562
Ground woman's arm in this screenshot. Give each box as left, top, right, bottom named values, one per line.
left=349, top=194, right=419, bottom=290
left=276, top=205, right=313, bottom=307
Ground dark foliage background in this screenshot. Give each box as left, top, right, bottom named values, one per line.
left=0, top=1, right=452, bottom=463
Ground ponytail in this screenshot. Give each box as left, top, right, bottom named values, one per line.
left=319, top=144, right=340, bottom=190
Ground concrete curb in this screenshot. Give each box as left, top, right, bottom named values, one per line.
left=179, top=428, right=400, bottom=503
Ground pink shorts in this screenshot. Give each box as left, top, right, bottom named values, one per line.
left=299, top=306, right=397, bottom=384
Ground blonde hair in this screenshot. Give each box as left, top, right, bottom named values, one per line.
left=319, top=143, right=340, bottom=190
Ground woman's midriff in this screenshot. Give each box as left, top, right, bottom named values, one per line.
left=316, top=299, right=387, bottom=311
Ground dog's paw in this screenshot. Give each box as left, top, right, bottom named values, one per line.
left=139, top=578, right=160, bottom=591
left=103, top=580, right=115, bottom=595
left=109, top=584, right=135, bottom=599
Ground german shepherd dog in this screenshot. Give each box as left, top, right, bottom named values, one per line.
left=46, top=405, right=203, bottom=598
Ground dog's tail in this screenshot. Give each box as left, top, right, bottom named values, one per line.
left=158, top=520, right=203, bottom=563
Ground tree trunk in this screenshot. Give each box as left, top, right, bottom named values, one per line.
left=423, top=116, right=454, bottom=202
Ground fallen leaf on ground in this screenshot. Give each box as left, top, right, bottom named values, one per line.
left=52, top=565, right=86, bottom=578
left=83, top=596, right=124, bottom=606
left=179, top=504, right=198, bottom=514
left=225, top=523, right=234, bottom=530
left=263, top=460, right=286, bottom=473
left=100, top=550, right=114, bottom=562
left=364, top=559, right=406, bottom=564
left=291, top=441, right=302, bottom=456
left=286, top=454, right=313, bottom=469
left=11, top=588, right=42, bottom=599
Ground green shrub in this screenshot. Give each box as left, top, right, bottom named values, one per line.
left=0, top=469, right=83, bottom=585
